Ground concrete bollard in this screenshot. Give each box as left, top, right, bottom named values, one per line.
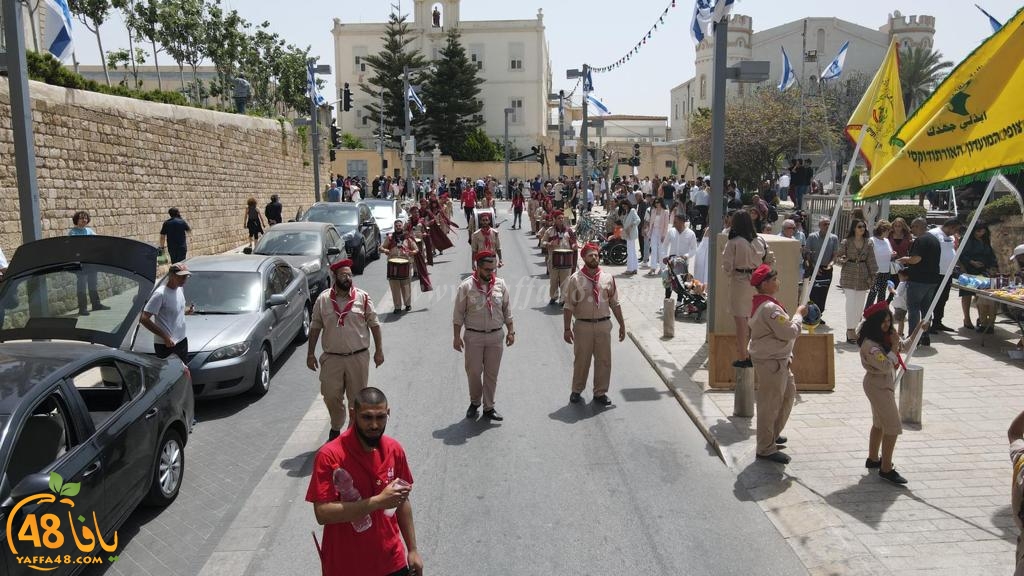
left=734, top=367, right=755, bottom=417
left=899, top=364, right=924, bottom=425
left=663, top=298, right=675, bottom=338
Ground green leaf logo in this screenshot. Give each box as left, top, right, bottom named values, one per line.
left=49, top=472, right=63, bottom=494
left=60, top=483, right=80, bottom=497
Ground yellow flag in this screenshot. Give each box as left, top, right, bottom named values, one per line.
left=858, top=10, right=1024, bottom=200
left=845, top=39, right=905, bottom=177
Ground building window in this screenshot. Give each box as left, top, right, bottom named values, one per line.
left=674, top=103, right=679, bottom=119
left=469, top=44, right=484, bottom=71
left=510, top=98, right=523, bottom=124
left=510, top=59, right=523, bottom=70
left=362, top=116, right=369, bottom=126
left=353, top=47, right=368, bottom=72
left=508, top=41, right=525, bottom=72
left=817, top=29, right=826, bottom=56
left=699, top=75, right=707, bottom=99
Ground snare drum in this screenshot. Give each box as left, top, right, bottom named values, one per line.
left=387, top=258, right=411, bottom=280
left=552, top=249, right=574, bottom=270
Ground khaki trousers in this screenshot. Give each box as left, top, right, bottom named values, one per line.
left=571, top=319, right=612, bottom=396
left=388, top=278, right=412, bottom=309
left=549, top=266, right=571, bottom=300
left=464, top=330, right=504, bottom=410
left=318, top=351, right=370, bottom=430
left=752, top=358, right=796, bottom=456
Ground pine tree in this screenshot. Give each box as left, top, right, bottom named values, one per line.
left=360, top=13, right=428, bottom=147
left=419, top=28, right=484, bottom=159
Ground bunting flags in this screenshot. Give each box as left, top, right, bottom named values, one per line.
left=43, top=0, right=74, bottom=62
left=844, top=39, right=905, bottom=177
left=820, top=41, right=849, bottom=81
left=976, top=4, right=1003, bottom=32
left=857, top=8, right=1024, bottom=200
left=778, top=47, right=797, bottom=91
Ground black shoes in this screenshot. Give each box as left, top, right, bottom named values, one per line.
left=775, top=436, right=787, bottom=445
left=466, top=403, right=480, bottom=419
left=92, top=303, right=111, bottom=311
left=78, top=308, right=90, bottom=316
left=593, top=395, right=612, bottom=406
left=879, top=468, right=908, bottom=484
left=569, top=392, right=582, bottom=404
left=934, top=323, right=954, bottom=332
left=549, top=298, right=558, bottom=306
left=483, top=409, right=503, bottom=421
left=865, top=458, right=881, bottom=469
left=756, top=452, right=791, bottom=464
left=919, top=336, right=931, bottom=346
left=404, top=305, right=411, bottom=312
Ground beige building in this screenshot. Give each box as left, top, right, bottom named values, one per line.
left=331, top=0, right=552, bottom=151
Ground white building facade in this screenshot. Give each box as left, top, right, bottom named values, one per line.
left=669, top=11, right=936, bottom=142
left=331, top=0, right=552, bottom=151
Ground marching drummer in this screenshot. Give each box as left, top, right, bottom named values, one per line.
left=545, top=210, right=578, bottom=306
left=381, top=219, right=417, bottom=313
left=470, top=211, right=502, bottom=271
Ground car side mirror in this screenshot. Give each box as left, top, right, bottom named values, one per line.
left=266, top=294, right=288, bottom=308
left=326, top=247, right=342, bottom=256
left=8, top=473, right=50, bottom=505
left=242, top=247, right=253, bottom=255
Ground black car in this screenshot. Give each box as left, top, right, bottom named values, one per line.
left=299, top=202, right=381, bottom=274
left=247, top=222, right=344, bottom=295
left=0, top=236, right=193, bottom=575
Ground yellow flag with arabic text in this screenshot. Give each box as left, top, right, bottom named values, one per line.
left=845, top=39, right=905, bottom=177
left=857, top=9, right=1024, bottom=200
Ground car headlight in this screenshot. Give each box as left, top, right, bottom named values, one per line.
left=207, top=342, right=250, bottom=363
left=300, top=260, right=321, bottom=274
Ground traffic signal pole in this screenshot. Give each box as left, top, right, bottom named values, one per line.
left=580, top=64, right=590, bottom=197
left=558, top=90, right=565, bottom=178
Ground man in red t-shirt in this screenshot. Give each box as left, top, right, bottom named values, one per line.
left=461, top=184, right=478, bottom=227
left=307, top=387, right=422, bottom=576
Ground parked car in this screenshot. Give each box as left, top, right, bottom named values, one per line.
left=0, top=236, right=193, bottom=575
left=246, top=222, right=344, bottom=296
left=299, top=202, right=381, bottom=274
left=364, top=198, right=409, bottom=238
left=133, top=255, right=310, bottom=399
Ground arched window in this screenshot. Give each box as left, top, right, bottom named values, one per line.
left=817, top=29, right=826, bottom=56
left=699, top=75, right=707, bottom=100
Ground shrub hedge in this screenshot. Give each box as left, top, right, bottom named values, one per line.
left=26, top=50, right=190, bottom=107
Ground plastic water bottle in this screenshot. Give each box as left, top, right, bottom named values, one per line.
left=333, top=468, right=372, bottom=532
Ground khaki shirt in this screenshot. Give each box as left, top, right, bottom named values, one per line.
left=470, top=228, right=501, bottom=257
left=564, top=269, right=620, bottom=320
left=747, top=298, right=801, bottom=361
left=859, top=338, right=897, bottom=390
left=545, top=227, right=577, bottom=250
left=453, top=276, right=512, bottom=331
left=311, top=286, right=379, bottom=354
left=723, top=236, right=776, bottom=280
left=1011, top=439, right=1024, bottom=537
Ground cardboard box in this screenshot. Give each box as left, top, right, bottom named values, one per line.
left=708, top=332, right=835, bottom=391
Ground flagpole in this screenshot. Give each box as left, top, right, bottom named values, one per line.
left=804, top=128, right=867, bottom=305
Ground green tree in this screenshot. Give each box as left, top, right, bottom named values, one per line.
left=459, top=128, right=502, bottom=162
left=237, top=24, right=285, bottom=114
left=899, top=44, right=954, bottom=112
left=204, top=1, right=251, bottom=105
left=341, top=133, right=364, bottom=149
left=68, top=0, right=113, bottom=86
left=360, top=13, right=428, bottom=147
left=275, top=47, right=318, bottom=116
left=129, top=0, right=166, bottom=90
left=419, top=28, right=484, bottom=159
left=156, top=0, right=207, bottom=101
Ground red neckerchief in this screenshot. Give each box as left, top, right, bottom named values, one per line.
left=580, top=265, right=602, bottom=303
left=330, top=286, right=357, bottom=326
left=480, top=226, right=493, bottom=249
left=884, top=332, right=908, bottom=370
left=472, top=271, right=496, bottom=317
left=751, top=294, right=785, bottom=318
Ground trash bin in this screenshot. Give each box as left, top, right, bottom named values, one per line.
left=899, top=364, right=923, bottom=425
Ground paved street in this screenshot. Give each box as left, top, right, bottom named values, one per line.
left=90, top=201, right=806, bottom=575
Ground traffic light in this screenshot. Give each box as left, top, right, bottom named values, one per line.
left=329, top=149, right=336, bottom=161
left=330, top=124, right=340, bottom=149
left=536, top=145, right=545, bottom=164
left=342, top=83, right=353, bottom=112
left=633, top=143, right=641, bottom=156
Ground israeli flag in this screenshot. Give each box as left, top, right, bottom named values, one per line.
left=975, top=4, right=1002, bottom=32
left=778, top=47, right=796, bottom=91
left=819, top=41, right=849, bottom=82
left=43, top=0, right=74, bottom=61
left=712, top=0, right=735, bottom=26
left=306, top=63, right=326, bottom=107
left=407, top=85, right=426, bottom=114
left=690, top=0, right=713, bottom=46
left=587, top=95, right=610, bottom=116
left=583, top=68, right=594, bottom=93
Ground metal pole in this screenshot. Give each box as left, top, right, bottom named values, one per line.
left=403, top=65, right=412, bottom=200
left=706, top=20, right=728, bottom=335
left=580, top=64, right=590, bottom=199
left=558, top=90, right=565, bottom=178
left=379, top=91, right=385, bottom=178
left=797, top=18, right=807, bottom=156
left=310, top=65, right=322, bottom=203
left=504, top=109, right=510, bottom=200
left=3, top=0, right=42, bottom=243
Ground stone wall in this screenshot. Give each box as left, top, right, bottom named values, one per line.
left=990, top=220, right=1024, bottom=275
left=0, top=79, right=322, bottom=259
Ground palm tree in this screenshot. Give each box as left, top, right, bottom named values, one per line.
left=899, top=43, right=954, bottom=112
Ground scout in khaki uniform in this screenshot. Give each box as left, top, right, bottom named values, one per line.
left=381, top=221, right=417, bottom=313
left=306, top=259, right=384, bottom=440
left=453, top=250, right=515, bottom=421
left=1007, top=410, right=1024, bottom=574
left=545, top=210, right=578, bottom=305
left=563, top=242, right=626, bottom=406
left=469, top=212, right=502, bottom=270
left=747, top=264, right=804, bottom=464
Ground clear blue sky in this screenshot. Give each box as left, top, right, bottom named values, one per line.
left=68, top=0, right=1020, bottom=118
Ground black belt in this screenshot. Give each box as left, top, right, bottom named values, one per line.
left=326, top=348, right=368, bottom=357
left=466, top=327, right=503, bottom=333
left=847, top=259, right=866, bottom=263
left=575, top=317, right=610, bottom=323
left=735, top=268, right=755, bottom=274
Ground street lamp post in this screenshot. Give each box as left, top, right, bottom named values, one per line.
left=550, top=90, right=565, bottom=178
left=504, top=108, right=514, bottom=200
left=403, top=65, right=413, bottom=201
left=309, top=62, right=332, bottom=203
left=566, top=66, right=590, bottom=195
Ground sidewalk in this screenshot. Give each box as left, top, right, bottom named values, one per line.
left=614, top=262, right=1022, bottom=575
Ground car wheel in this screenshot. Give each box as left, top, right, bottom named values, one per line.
left=295, top=303, right=311, bottom=343
left=143, top=429, right=184, bottom=507
left=371, top=232, right=383, bottom=260
left=250, top=345, right=271, bottom=396
left=353, top=246, right=367, bottom=275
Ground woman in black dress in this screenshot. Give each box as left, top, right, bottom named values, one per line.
left=244, top=197, right=266, bottom=249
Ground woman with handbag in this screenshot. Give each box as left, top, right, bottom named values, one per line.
left=958, top=221, right=998, bottom=331
left=837, top=218, right=877, bottom=343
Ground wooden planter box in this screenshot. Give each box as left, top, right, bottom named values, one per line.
left=708, top=332, right=835, bottom=391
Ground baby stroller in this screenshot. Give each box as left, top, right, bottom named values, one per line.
left=663, top=256, right=708, bottom=321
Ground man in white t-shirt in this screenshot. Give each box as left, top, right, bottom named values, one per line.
left=927, top=218, right=959, bottom=332
left=777, top=172, right=791, bottom=202
left=141, top=263, right=194, bottom=363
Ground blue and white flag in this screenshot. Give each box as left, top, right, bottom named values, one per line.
left=819, top=41, right=849, bottom=82
left=583, top=68, right=594, bottom=93
left=778, top=47, right=796, bottom=91
left=306, top=62, right=326, bottom=107
left=587, top=94, right=610, bottom=116
left=690, top=0, right=713, bottom=46
left=712, top=0, right=735, bottom=27
left=975, top=4, right=1002, bottom=32
left=407, top=85, right=426, bottom=114
left=43, top=0, right=74, bottom=61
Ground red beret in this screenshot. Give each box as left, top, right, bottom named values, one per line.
left=552, top=210, right=564, bottom=217
left=474, top=250, right=497, bottom=262
left=863, top=301, right=890, bottom=319
left=330, top=258, right=354, bottom=271
left=749, top=264, right=776, bottom=287
left=581, top=242, right=600, bottom=256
